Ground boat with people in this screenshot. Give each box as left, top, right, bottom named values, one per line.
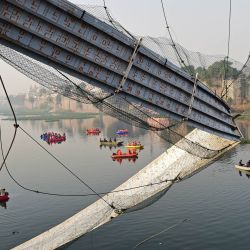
left=0, top=189, right=9, bottom=202
left=111, top=149, right=138, bottom=159
left=41, top=132, right=66, bottom=144
left=47, top=136, right=66, bottom=143
left=235, top=165, right=250, bottom=171
left=100, top=138, right=123, bottom=147
left=86, top=128, right=101, bottom=135
left=125, top=141, right=144, bottom=150
left=116, top=129, right=128, bottom=135
left=235, top=160, right=250, bottom=171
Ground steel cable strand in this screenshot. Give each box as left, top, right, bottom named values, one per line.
left=0, top=75, right=18, bottom=172
left=160, top=0, right=193, bottom=76
left=102, top=0, right=136, bottom=40
left=134, top=218, right=190, bottom=249
left=221, top=54, right=250, bottom=98
left=221, top=0, right=232, bottom=98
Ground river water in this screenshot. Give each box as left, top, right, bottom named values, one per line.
left=0, top=115, right=249, bottom=250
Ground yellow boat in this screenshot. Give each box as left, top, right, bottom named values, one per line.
left=125, top=144, right=144, bottom=150
left=100, top=141, right=123, bottom=147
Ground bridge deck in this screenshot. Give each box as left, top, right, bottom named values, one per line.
left=0, top=0, right=240, bottom=140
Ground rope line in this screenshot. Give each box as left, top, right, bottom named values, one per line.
left=221, top=54, right=250, bottom=98
left=102, top=0, right=136, bottom=40
left=221, top=0, right=232, bottom=98
left=0, top=75, right=18, bottom=172
left=160, top=0, right=193, bottom=76
left=134, top=218, right=190, bottom=248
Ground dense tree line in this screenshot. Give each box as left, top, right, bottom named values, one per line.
left=182, top=60, right=240, bottom=86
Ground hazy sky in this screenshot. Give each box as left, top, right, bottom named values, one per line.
left=0, top=0, right=249, bottom=95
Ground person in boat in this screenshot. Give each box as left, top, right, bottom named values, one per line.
left=239, top=160, right=244, bottom=166
left=104, top=138, right=107, bottom=142
left=247, top=160, right=250, bottom=167
left=0, top=188, right=6, bottom=196
left=117, top=149, right=122, bottom=155
left=109, top=138, right=112, bottom=142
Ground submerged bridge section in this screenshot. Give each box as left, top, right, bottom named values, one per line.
left=0, top=0, right=241, bottom=141
left=0, top=1, right=243, bottom=249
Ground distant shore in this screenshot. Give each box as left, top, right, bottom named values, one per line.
left=0, top=108, right=99, bottom=121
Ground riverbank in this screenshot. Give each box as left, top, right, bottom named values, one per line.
left=0, top=108, right=98, bottom=122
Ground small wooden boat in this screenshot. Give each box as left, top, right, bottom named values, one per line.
left=125, top=144, right=144, bottom=150
left=41, top=133, right=66, bottom=143
left=111, top=150, right=138, bottom=159
left=86, top=128, right=101, bottom=134
left=100, top=140, right=123, bottom=146
left=116, top=129, right=128, bottom=135
left=235, top=165, right=250, bottom=171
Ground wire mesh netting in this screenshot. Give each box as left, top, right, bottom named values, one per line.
left=0, top=42, right=230, bottom=159
left=0, top=3, right=246, bottom=160
left=79, top=4, right=250, bottom=99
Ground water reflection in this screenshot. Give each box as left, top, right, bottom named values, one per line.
left=238, top=170, right=250, bottom=179
left=99, top=144, right=122, bottom=151
left=112, top=157, right=138, bottom=165
left=0, top=201, right=7, bottom=209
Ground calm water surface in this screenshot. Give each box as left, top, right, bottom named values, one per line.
left=0, top=115, right=250, bottom=250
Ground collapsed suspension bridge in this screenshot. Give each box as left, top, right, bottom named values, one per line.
left=0, top=0, right=246, bottom=249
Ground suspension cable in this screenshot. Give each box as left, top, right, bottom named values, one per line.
left=0, top=75, right=18, bottom=172
left=160, top=0, right=193, bottom=76
left=102, top=0, right=136, bottom=40
left=221, top=54, right=250, bottom=98
left=221, top=0, right=232, bottom=99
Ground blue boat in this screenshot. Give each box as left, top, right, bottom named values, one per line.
left=116, top=129, right=128, bottom=135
